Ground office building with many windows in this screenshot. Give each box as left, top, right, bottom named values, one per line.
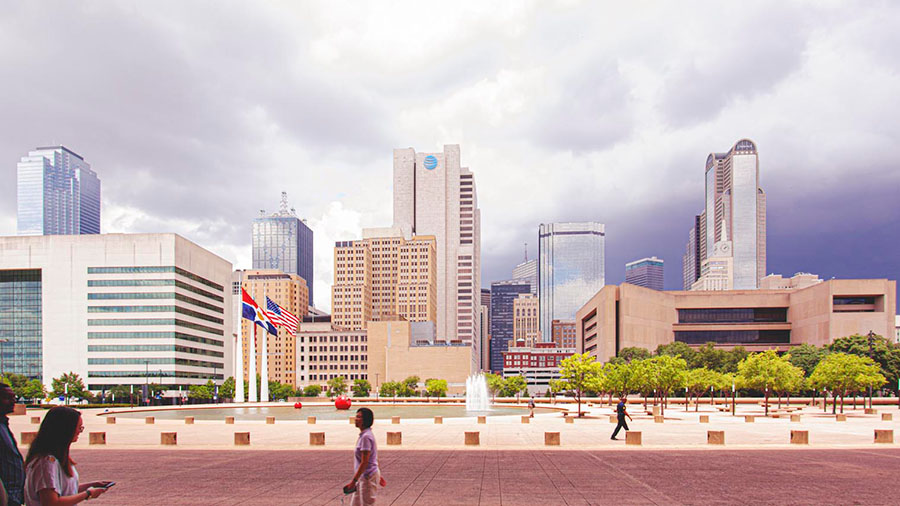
left=538, top=222, right=605, bottom=340
left=489, top=280, right=531, bottom=373
left=625, top=256, right=664, bottom=291
left=0, top=234, right=233, bottom=394
left=512, top=259, right=537, bottom=295
left=576, top=280, right=896, bottom=363
left=17, top=146, right=100, bottom=236
left=252, top=192, right=315, bottom=305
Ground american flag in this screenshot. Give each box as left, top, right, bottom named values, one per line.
left=265, top=297, right=299, bottom=336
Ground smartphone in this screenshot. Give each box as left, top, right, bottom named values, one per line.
left=342, top=484, right=356, bottom=495
left=102, top=482, right=116, bottom=489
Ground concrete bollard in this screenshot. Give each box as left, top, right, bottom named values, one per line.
left=521, top=416, right=530, bottom=424
left=13, top=404, right=26, bottom=416
left=30, top=416, right=40, bottom=424
left=145, top=416, right=155, bottom=424
left=544, top=432, right=560, bottom=446
left=234, top=432, right=250, bottom=446
left=565, top=416, right=574, bottom=424
left=874, top=429, right=893, bottom=444
left=791, top=414, right=801, bottom=422
left=654, top=415, right=664, bottom=424
left=465, top=432, right=480, bottom=446
left=185, top=417, right=194, bottom=425
left=836, top=414, right=847, bottom=422
left=625, top=431, right=642, bottom=446
left=478, top=416, right=487, bottom=424
left=744, top=416, right=755, bottom=423
left=160, top=432, right=177, bottom=445
left=225, top=416, right=234, bottom=424
left=791, top=430, right=809, bottom=445
left=865, top=408, right=877, bottom=415
left=882, top=413, right=893, bottom=422
left=434, top=416, right=443, bottom=424
left=391, top=416, right=401, bottom=425
left=89, top=432, right=106, bottom=445
left=266, top=416, right=275, bottom=425
left=20, top=432, right=37, bottom=445
left=652, top=406, right=661, bottom=417
left=707, top=431, right=725, bottom=445
left=609, top=415, right=617, bottom=423
left=106, top=417, right=116, bottom=425
left=387, top=432, right=402, bottom=445
left=307, top=416, right=316, bottom=424
left=309, top=432, right=325, bottom=446
left=699, top=415, right=709, bottom=423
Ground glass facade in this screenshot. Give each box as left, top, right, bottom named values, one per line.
left=731, top=153, right=758, bottom=289
left=538, top=222, right=605, bottom=340
left=677, top=308, right=788, bottom=324
left=16, top=146, right=100, bottom=236
left=625, top=257, right=664, bottom=291
left=489, top=281, right=531, bottom=373
left=0, top=270, right=42, bottom=379
left=252, top=196, right=314, bottom=304
left=675, top=330, right=790, bottom=345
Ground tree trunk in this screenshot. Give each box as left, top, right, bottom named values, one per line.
left=764, top=390, right=769, bottom=416
left=577, top=391, right=582, bottom=417
left=643, top=394, right=648, bottom=410
left=778, top=394, right=782, bottom=409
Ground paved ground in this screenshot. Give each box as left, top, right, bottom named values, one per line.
left=75, top=448, right=900, bottom=505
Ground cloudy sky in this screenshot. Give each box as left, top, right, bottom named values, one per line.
left=1, top=1, right=898, bottom=310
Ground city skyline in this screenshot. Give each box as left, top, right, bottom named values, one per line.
left=1, top=3, right=899, bottom=310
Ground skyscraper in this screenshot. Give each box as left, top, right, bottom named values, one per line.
left=393, top=145, right=481, bottom=359
left=512, top=258, right=538, bottom=295
left=480, top=288, right=491, bottom=371
left=489, top=280, right=530, bottom=372
left=17, top=146, right=100, bottom=236
left=682, top=215, right=702, bottom=289
left=625, top=256, right=664, bottom=291
left=538, top=222, right=605, bottom=340
left=694, top=139, right=766, bottom=289
left=252, top=192, right=315, bottom=304
left=512, top=293, right=540, bottom=347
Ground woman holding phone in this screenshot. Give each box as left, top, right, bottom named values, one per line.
left=345, top=408, right=386, bottom=505
left=24, top=407, right=113, bottom=505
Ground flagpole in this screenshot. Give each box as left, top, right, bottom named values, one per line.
left=234, top=273, right=244, bottom=403
left=249, top=324, right=258, bottom=403
left=260, top=289, right=270, bottom=403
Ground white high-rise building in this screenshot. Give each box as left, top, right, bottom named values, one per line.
left=392, top=145, right=481, bottom=370
left=512, top=259, right=538, bottom=295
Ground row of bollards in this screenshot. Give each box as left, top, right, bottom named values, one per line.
left=16, top=428, right=896, bottom=447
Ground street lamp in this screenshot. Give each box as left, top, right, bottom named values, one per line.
left=375, top=373, right=380, bottom=400
left=867, top=330, right=876, bottom=409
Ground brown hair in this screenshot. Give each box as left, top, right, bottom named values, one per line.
left=25, top=406, right=81, bottom=477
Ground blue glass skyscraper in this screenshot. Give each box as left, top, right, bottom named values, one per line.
left=489, top=280, right=531, bottom=373
left=252, top=192, right=315, bottom=305
left=17, top=146, right=101, bottom=235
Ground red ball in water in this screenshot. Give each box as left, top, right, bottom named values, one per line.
left=293, top=402, right=302, bottom=409
left=334, top=395, right=352, bottom=410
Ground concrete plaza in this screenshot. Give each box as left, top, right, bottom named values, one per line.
left=73, top=448, right=900, bottom=505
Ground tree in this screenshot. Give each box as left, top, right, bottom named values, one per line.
left=21, top=380, right=47, bottom=403
left=829, top=333, right=900, bottom=402
left=787, top=344, right=826, bottom=377
left=504, top=376, right=528, bottom=402
left=108, top=385, right=135, bottom=404
left=220, top=377, right=236, bottom=400
left=51, top=372, right=89, bottom=403
left=655, top=342, right=697, bottom=367
left=425, top=378, right=448, bottom=398
left=557, top=353, right=603, bottom=417
left=303, top=384, right=322, bottom=397
left=1, top=373, right=30, bottom=399
left=618, top=347, right=651, bottom=363
left=327, top=376, right=348, bottom=397
left=399, top=376, right=420, bottom=397
left=721, top=346, right=750, bottom=374
left=352, top=379, right=371, bottom=397
left=737, top=350, right=790, bottom=416
left=648, top=355, right=687, bottom=415
left=684, top=368, right=721, bottom=411
left=268, top=381, right=293, bottom=400
left=379, top=381, right=400, bottom=400
left=188, top=381, right=214, bottom=400
left=485, top=373, right=504, bottom=401
left=148, top=383, right=166, bottom=398
left=694, top=343, right=728, bottom=372
left=809, top=352, right=885, bottom=413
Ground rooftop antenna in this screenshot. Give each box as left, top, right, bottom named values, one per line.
left=279, top=191, right=290, bottom=214
left=259, top=209, right=266, bottom=218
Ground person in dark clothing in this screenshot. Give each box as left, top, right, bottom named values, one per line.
left=0, top=384, right=24, bottom=505
left=610, top=395, right=633, bottom=440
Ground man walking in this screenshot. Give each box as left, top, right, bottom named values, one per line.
left=610, top=395, right=633, bottom=440
left=0, top=384, right=24, bottom=505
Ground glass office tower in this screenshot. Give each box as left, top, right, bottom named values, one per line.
left=252, top=192, right=315, bottom=304
left=538, top=222, right=605, bottom=340
left=489, top=280, right=531, bottom=373
left=17, top=146, right=100, bottom=235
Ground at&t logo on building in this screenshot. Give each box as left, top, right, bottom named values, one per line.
left=423, top=155, right=438, bottom=170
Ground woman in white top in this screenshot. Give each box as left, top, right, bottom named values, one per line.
left=24, top=407, right=111, bottom=505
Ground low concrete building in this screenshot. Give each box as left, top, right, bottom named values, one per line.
left=0, top=234, right=233, bottom=394
left=576, top=279, right=896, bottom=362
left=296, top=322, right=368, bottom=387
left=502, top=341, right=574, bottom=395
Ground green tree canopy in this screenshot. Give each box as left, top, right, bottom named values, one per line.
left=618, top=347, right=651, bottom=363
left=693, top=343, right=728, bottom=372
left=557, top=353, right=604, bottom=417
left=809, top=352, right=885, bottom=413
left=787, top=344, right=826, bottom=377
left=21, top=379, right=46, bottom=402
left=655, top=342, right=697, bottom=367
left=424, top=378, right=448, bottom=398
left=352, top=379, right=371, bottom=397
left=327, top=376, right=348, bottom=397
left=502, top=375, right=528, bottom=401
left=485, top=373, right=504, bottom=400
left=737, top=350, right=793, bottom=415
left=303, top=384, right=322, bottom=397
left=379, top=381, right=400, bottom=399
left=684, top=367, right=721, bottom=411
left=51, top=372, right=89, bottom=402
left=220, top=377, right=236, bottom=399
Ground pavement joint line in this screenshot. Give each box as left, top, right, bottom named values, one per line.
left=534, top=449, right=584, bottom=505
left=581, top=450, right=679, bottom=506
